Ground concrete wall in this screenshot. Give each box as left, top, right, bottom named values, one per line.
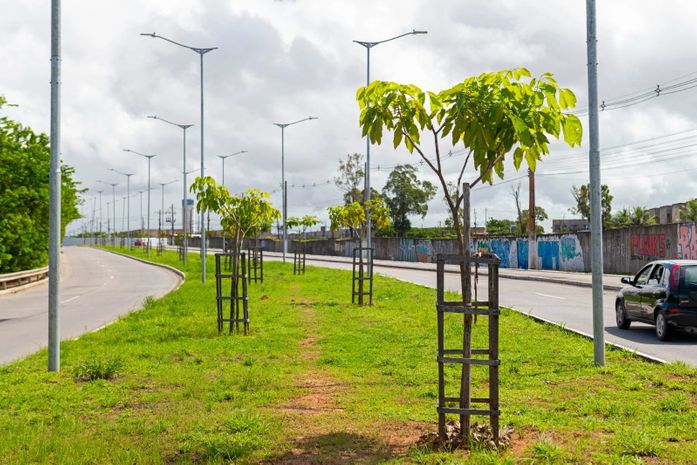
left=193, top=222, right=697, bottom=275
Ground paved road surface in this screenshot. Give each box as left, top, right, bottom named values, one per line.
left=0, top=247, right=181, bottom=364
left=263, top=252, right=697, bottom=366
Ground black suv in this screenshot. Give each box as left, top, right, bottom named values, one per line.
left=616, top=260, right=697, bottom=340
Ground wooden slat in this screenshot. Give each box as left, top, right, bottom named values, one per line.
left=438, top=356, right=500, bottom=366
left=438, top=407, right=501, bottom=416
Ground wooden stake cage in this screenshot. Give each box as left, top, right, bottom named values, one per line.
left=435, top=253, right=500, bottom=445
left=215, top=252, right=249, bottom=334
left=293, top=242, right=306, bottom=275
left=352, top=247, right=374, bottom=305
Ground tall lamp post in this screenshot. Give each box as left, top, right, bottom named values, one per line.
left=353, top=29, right=427, bottom=251
left=141, top=32, right=217, bottom=283
left=108, top=168, right=134, bottom=248
left=273, top=117, right=318, bottom=262
left=124, top=149, right=156, bottom=251
left=97, top=180, right=118, bottom=241
left=158, top=179, right=178, bottom=243
left=217, top=150, right=248, bottom=252
left=148, top=115, right=193, bottom=264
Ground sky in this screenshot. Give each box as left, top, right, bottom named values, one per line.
left=3, top=0, right=697, bottom=235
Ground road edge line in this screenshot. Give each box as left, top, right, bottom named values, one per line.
left=517, top=310, right=667, bottom=365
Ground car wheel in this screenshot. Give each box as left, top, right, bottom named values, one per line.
left=655, top=312, right=673, bottom=341
left=616, top=300, right=631, bottom=330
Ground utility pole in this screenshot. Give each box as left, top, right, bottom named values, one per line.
left=528, top=169, right=536, bottom=269
left=48, top=0, right=62, bottom=372
left=586, top=0, right=605, bottom=366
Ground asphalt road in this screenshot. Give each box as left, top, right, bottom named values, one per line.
left=270, top=254, right=697, bottom=366
left=0, top=247, right=181, bottom=365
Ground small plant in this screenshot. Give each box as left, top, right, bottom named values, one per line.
left=530, top=435, right=567, bottom=463
left=613, top=428, right=665, bottom=457
left=73, top=357, right=122, bottom=381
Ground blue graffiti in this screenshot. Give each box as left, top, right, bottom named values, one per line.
left=517, top=239, right=529, bottom=269
left=538, top=241, right=560, bottom=270
left=489, top=239, right=511, bottom=268
left=399, top=238, right=416, bottom=262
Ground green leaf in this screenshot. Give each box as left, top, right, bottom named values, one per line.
left=562, top=114, right=583, bottom=147
left=513, top=146, right=524, bottom=170
left=393, top=129, right=403, bottom=149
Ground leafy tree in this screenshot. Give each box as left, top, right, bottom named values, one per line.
left=518, top=207, right=547, bottom=235
left=486, top=218, right=515, bottom=236
left=0, top=96, right=83, bottom=272
left=680, top=199, right=697, bottom=223
left=381, top=164, right=437, bottom=236
left=629, top=206, right=656, bottom=225
left=334, top=153, right=365, bottom=205
left=570, top=183, right=613, bottom=227
left=328, top=198, right=390, bottom=305
left=609, top=208, right=631, bottom=228
left=357, top=68, right=581, bottom=421
left=286, top=216, right=302, bottom=230
left=190, top=177, right=280, bottom=279
left=287, top=214, right=319, bottom=238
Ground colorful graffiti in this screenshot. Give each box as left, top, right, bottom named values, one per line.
left=677, top=224, right=697, bottom=259
left=537, top=240, right=560, bottom=270
left=630, top=233, right=666, bottom=259
left=517, top=239, right=529, bottom=270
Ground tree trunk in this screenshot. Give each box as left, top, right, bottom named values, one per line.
left=455, top=183, right=472, bottom=443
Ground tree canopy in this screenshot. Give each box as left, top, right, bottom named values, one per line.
left=0, top=96, right=83, bottom=272
left=570, top=183, right=613, bottom=227
left=328, top=198, right=390, bottom=243
left=334, top=153, right=365, bottom=205
left=381, top=164, right=437, bottom=236
left=356, top=68, right=582, bottom=253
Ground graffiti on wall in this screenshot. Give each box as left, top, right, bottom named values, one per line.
left=517, top=239, right=529, bottom=270
left=677, top=224, right=697, bottom=259
left=536, top=234, right=584, bottom=272
left=630, top=233, right=666, bottom=259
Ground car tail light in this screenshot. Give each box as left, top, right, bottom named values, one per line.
left=670, top=264, right=680, bottom=289
left=668, top=307, right=680, bottom=314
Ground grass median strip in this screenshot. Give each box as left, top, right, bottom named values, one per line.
left=1, top=246, right=695, bottom=464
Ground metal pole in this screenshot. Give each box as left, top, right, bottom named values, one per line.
left=586, top=0, right=605, bottom=366
left=365, top=46, right=372, bottom=251
left=221, top=156, right=225, bottom=253
left=127, top=175, right=131, bottom=248
left=199, top=52, right=206, bottom=282
left=48, top=0, right=61, bottom=372
left=147, top=156, right=151, bottom=251
left=183, top=127, right=188, bottom=265
left=528, top=168, right=536, bottom=269
left=139, top=191, right=144, bottom=232
left=281, top=126, right=286, bottom=262
left=112, top=185, right=116, bottom=237
left=98, top=191, right=102, bottom=236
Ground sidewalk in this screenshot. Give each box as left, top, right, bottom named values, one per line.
left=259, top=250, right=627, bottom=291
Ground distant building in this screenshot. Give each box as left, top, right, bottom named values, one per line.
left=647, top=202, right=685, bottom=225
left=552, top=218, right=589, bottom=234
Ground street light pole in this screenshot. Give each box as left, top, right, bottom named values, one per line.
left=124, top=149, right=157, bottom=252
left=353, top=29, right=427, bottom=251
left=148, top=115, right=193, bottom=265
left=217, top=150, right=248, bottom=252
left=141, top=32, right=217, bottom=283
left=48, top=0, right=62, bottom=372
left=273, top=117, right=318, bottom=263
left=586, top=0, right=605, bottom=366
left=109, top=168, right=134, bottom=248
left=97, top=180, right=118, bottom=242
left=158, top=179, right=178, bottom=248
left=138, top=190, right=145, bottom=232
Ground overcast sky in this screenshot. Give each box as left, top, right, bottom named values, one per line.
left=3, top=0, right=697, bottom=234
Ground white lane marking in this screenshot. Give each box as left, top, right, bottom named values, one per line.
left=61, top=296, right=80, bottom=304
left=534, top=292, right=566, bottom=300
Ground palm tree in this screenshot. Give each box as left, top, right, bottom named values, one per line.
left=610, top=208, right=631, bottom=228
left=630, top=206, right=656, bottom=225
left=680, top=199, right=697, bottom=223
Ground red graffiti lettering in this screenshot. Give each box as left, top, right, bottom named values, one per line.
left=630, top=233, right=666, bottom=258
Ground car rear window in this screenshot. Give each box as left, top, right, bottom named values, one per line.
left=680, top=266, right=697, bottom=290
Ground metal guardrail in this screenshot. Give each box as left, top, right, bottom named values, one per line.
left=0, top=266, right=49, bottom=291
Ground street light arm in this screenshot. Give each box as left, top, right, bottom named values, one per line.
left=217, top=150, right=249, bottom=159
left=147, top=115, right=194, bottom=130
left=353, top=29, right=428, bottom=48
left=123, top=148, right=156, bottom=158
left=274, top=117, right=319, bottom=128
left=140, top=32, right=218, bottom=54
left=108, top=168, right=134, bottom=177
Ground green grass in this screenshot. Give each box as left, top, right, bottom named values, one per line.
left=1, top=245, right=696, bottom=464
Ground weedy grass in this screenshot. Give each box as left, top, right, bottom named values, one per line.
left=0, top=246, right=695, bottom=464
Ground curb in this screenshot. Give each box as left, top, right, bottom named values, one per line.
left=98, top=248, right=185, bottom=291
left=519, top=310, right=666, bottom=364
left=262, top=252, right=623, bottom=291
